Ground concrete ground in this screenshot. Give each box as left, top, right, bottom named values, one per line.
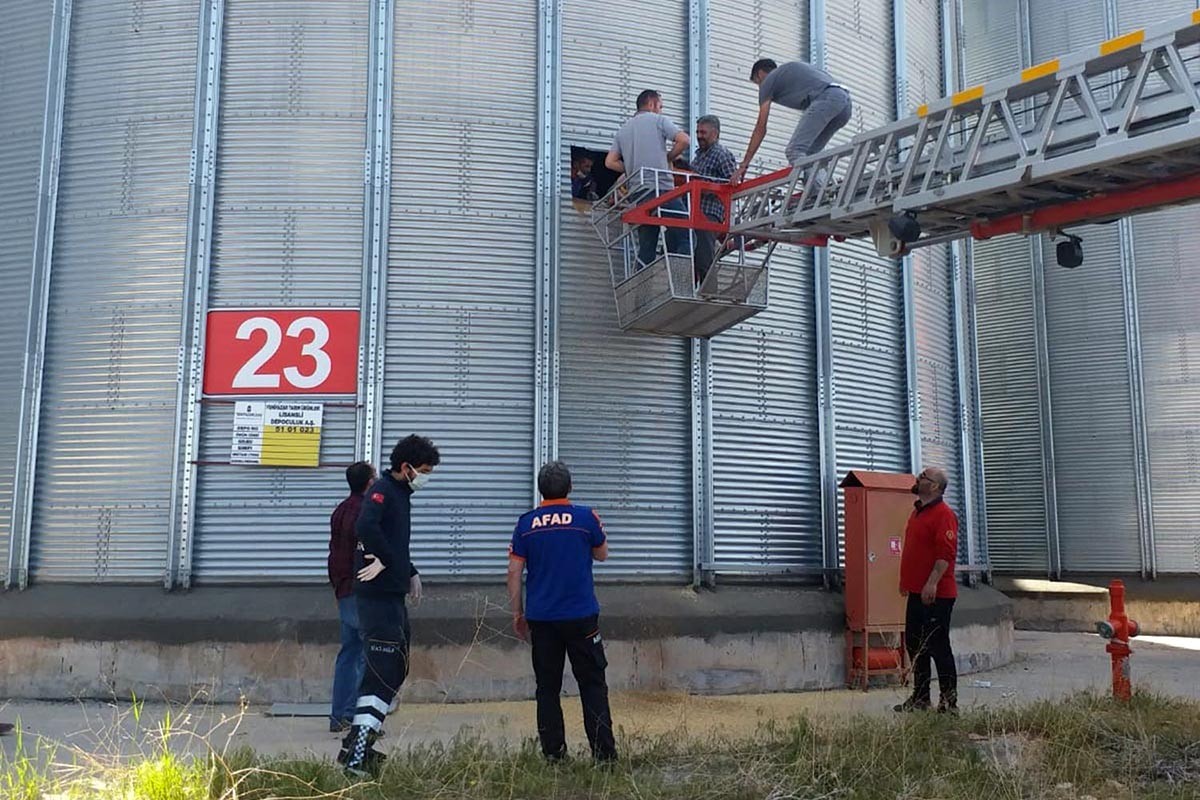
left=2, top=631, right=1197, bottom=765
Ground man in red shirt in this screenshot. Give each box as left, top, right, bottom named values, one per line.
left=895, top=466, right=960, bottom=714
left=327, top=461, right=376, bottom=732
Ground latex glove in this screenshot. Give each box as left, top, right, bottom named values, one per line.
left=409, top=573, right=423, bottom=605
left=357, top=554, right=385, bottom=582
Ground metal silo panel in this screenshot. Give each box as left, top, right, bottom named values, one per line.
left=1117, top=0, right=1193, bottom=30
left=1028, top=4, right=1140, bottom=573
left=901, top=0, right=941, bottom=114
left=191, top=403, right=358, bottom=580
left=557, top=0, right=692, bottom=576
left=190, top=0, right=369, bottom=582
left=1131, top=207, right=1200, bottom=573
left=707, top=1, right=821, bottom=572
left=827, top=1, right=909, bottom=536
left=1028, top=1, right=1105, bottom=69
left=912, top=249, right=964, bottom=515
left=209, top=0, right=367, bottom=305
left=382, top=1, right=539, bottom=577
left=960, top=0, right=1020, bottom=85
left=960, top=0, right=1046, bottom=572
left=29, top=0, right=196, bottom=582
left=1116, top=0, right=1200, bottom=574
left=903, top=0, right=966, bottom=543
left=0, top=0, right=53, bottom=574
left=973, top=237, right=1048, bottom=572
left=1041, top=225, right=1140, bottom=572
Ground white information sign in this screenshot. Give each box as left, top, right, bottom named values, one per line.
left=229, top=401, right=324, bottom=467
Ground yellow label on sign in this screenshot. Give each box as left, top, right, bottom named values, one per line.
left=230, top=401, right=324, bottom=467
left=261, top=423, right=322, bottom=467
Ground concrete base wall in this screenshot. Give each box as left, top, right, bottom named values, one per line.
left=995, top=576, right=1200, bottom=638
left=0, top=584, right=1014, bottom=703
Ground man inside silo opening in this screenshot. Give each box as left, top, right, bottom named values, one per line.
left=731, top=58, right=853, bottom=185
left=605, top=89, right=693, bottom=269
left=337, top=434, right=440, bottom=777
left=507, top=460, right=618, bottom=763
left=895, top=466, right=960, bottom=715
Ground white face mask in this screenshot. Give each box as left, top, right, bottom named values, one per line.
left=407, top=466, right=431, bottom=492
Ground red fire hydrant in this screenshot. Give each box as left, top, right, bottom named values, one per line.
left=1095, top=579, right=1140, bottom=701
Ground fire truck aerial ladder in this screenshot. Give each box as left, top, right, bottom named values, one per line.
left=591, top=8, right=1200, bottom=338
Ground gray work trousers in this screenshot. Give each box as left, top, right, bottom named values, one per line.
left=785, top=86, right=853, bottom=164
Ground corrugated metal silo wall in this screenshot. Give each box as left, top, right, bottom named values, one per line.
left=967, top=0, right=1200, bottom=575
left=1119, top=0, right=1200, bottom=574
left=1028, top=0, right=1140, bottom=573
left=0, top=1, right=54, bottom=577
left=191, top=0, right=369, bottom=581
left=384, top=1, right=539, bottom=576
left=903, top=0, right=967, bottom=532
left=708, top=1, right=822, bottom=571
left=826, top=0, right=908, bottom=564
left=30, top=0, right=197, bottom=582
left=556, top=0, right=693, bottom=576
left=961, top=0, right=1050, bottom=572
left=2, top=0, right=986, bottom=586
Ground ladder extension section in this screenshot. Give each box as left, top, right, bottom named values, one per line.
left=621, top=9, right=1200, bottom=259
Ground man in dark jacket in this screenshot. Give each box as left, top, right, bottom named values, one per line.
left=327, top=461, right=375, bottom=733
left=338, top=434, right=440, bottom=777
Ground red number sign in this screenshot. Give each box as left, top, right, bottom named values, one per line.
left=203, top=309, right=360, bottom=396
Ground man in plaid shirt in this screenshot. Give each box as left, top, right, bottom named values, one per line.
left=690, top=115, right=738, bottom=283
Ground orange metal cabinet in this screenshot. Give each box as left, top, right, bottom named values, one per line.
left=841, top=470, right=916, bottom=629
left=841, top=470, right=915, bottom=690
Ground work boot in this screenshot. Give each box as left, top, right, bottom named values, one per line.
left=338, top=725, right=386, bottom=778
left=937, top=693, right=959, bottom=715
left=893, top=696, right=931, bottom=713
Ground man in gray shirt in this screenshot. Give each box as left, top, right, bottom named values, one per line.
left=732, top=59, right=853, bottom=183
left=606, top=89, right=692, bottom=268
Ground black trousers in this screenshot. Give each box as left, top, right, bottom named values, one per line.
left=905, top=593, right=957, bottom=705
left=352, top=593, right=411, bottom=731
left=529, top=614, right=617, bottom=760
left=694, top=230, right=717, bottom=285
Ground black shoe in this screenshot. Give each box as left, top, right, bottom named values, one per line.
left=893, top=696, right=931, bottom=713
left=0, top=722, right=13, bottom=736
left=937, top=699, right=959, bottom=716
left=594, top=750, right=619, bottom=765
left=329, top=719, right=351, bottom=734
left=339, top=725, right=386, bottom=778
left=543, top=744, right=568, bottom=763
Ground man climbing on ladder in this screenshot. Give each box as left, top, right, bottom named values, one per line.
left=731, top=58, right=853, bottom=185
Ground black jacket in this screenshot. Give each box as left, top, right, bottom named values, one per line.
left=354, top=471, right=420, bottom=596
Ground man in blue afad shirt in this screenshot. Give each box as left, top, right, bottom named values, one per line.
left=507, top=461, right=617, bottom=763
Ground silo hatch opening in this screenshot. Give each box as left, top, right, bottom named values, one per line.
left=570, top=146, right=619, bottom=206
left=589, top=167, right=777, bottom=339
